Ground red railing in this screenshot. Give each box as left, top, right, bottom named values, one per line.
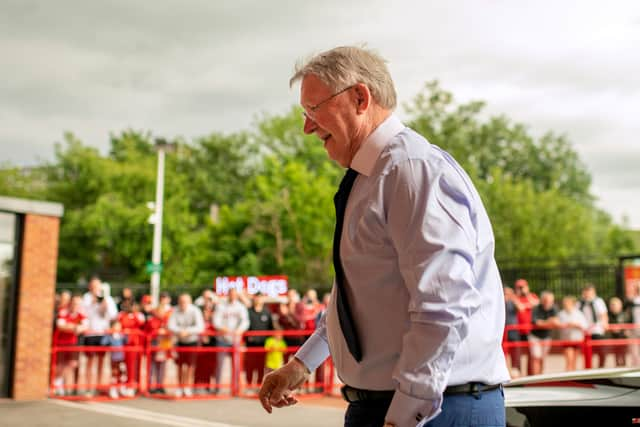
left=49, top=329, right=331, bottom=400
left=503, top=323, right=640, bottom=371
left=50, top=329, right=146, bottom=400
left=50, top=323, right=640, bottom=400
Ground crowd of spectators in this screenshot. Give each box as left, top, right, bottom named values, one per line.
left=52, top=274, right=640, bottom=398
left=504, top=279, right=640, bottom=377
left=52, top=275, right=329, bottom=398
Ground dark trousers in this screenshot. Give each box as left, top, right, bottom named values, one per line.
left=243, top=350, right=266, bottom=384
left=344, top=387, right=504, bottom=427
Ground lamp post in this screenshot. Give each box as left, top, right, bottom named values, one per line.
left=149, top=138, right=174, bottom=307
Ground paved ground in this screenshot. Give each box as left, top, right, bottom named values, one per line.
left=1, top=396, right=347, bottom=427
left=6, top=351, right=632, bottom=427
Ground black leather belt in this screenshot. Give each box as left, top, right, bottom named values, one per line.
left=341, top=385, right=394, bottom=403
left=341, top=382, right=501, bottom=403
left=443, top=382, right=501, bottom=396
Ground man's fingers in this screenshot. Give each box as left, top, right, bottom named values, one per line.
left=268, top=382, right=287, bottom=403
left=258, top=363, right=305, bottom=414
left=259, top=374, right=290, bottom=413
left=258, top=383, right=274, bottom=414
left=259, top=393, right=272, bottom=414
left=284, top=394, right=298, bottom=406
left=270, top=392, right=298, bottom=408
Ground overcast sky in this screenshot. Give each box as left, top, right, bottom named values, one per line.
left=2, top=0, right=639, bottom=228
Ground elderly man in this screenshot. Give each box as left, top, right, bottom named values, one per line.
left=258, top=46, right=509, bottom=427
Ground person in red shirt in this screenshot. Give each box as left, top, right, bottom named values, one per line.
left=117, top=301, right=145, bottom=396
left=195, top=297, right=218, bottom=394
left=54, top=290, right=72, bottom=319
left=145, top=304, right=172, bottom=394
left=295, top=289, right=322, bottom=333
left=55, top=295, right=88, bottom=395
left=512, top=279, right=540, bottom=376
left=295, top=289, right=324, bottom=391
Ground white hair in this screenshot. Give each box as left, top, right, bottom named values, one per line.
left=290, top=45, right=397, bottom=110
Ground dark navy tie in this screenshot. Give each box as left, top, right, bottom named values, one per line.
left=333, top=168, right=362, bottom=362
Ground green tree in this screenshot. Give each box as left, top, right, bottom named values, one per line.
left=198, top=156, right=338, bottom=290
left=0, top=81, right=635, bottom=291
left=176, top=131, right=256, bottom=218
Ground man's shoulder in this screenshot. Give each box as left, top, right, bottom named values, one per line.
left=594, top=297, right=607, bottom=310
left=381, top=127, right=432, bottom=166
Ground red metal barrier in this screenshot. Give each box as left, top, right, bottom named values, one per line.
left=136, top=329, right=326, bottom=400
left=50, top=322, right=639, bottom=401
left=144, top=331, right=236, bottom=399
left=50, top=329, right=146, bottom=400
left=236, top=330, right=335, bottom=399
left=503, top=323, right=640, bottom=373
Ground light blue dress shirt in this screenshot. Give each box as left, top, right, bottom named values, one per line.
left=296, top=114, right=510, bottom=427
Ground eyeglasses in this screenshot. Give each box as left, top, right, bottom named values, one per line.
left=303, top=84, right=356, bottom=121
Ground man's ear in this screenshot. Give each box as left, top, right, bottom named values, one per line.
left=354, top=83, right=371, bottom=114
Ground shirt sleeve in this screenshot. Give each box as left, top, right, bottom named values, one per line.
left=295, top=307, right=331, bottom=372
left=384, top=159, right=483, bottom=426
left=106, top=297, right=118, bottom=320
left=595, top=299, right=608, bottom=317
left=56, top=316, right=67, bottom=328
left=167, top=312, right=179, bottom=334
left=238, top=305, right=250, bottom=333
left=213, top=306, right=223, bottom=330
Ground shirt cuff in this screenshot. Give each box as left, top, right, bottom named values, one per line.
left=385, top=389, right=442, bottom=427
left=294, top=332, right=330, bottom=372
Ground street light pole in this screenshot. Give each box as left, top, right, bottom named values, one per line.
left=150, top=139, right=170, bottom=307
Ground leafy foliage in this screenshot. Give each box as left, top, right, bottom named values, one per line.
left=0, top=83, right=635, bottom=293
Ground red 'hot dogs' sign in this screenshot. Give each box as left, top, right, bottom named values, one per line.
left=214, top=275, right=288, bottom=298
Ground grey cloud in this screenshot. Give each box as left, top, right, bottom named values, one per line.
left=1, top=0, right=639, bottom=228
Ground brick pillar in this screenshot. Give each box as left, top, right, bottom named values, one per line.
left=13, top=214, right=60, bottom=400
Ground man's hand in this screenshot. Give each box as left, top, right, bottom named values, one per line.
left=259, top=357, right=310, bottom=414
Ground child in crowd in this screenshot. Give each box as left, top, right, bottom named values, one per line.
left=264, top=328, right=287, bottom=374
left=101, top=320, right=129, bottom=398
left=558, top=295, right=588, bottom=371
left=145, top=304, right=172, bottom=394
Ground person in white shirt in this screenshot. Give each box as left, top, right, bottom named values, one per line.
left=557, top=295, right=588, bottom=371
left=579, top=283, right=609, bottom=368
left=258, top=46, right=509, bottom=427
left=168, top=293, right=204, bottom=397
left=213, top=288, right=249, bottom=390
left=82, top=275, right=117, bottom=396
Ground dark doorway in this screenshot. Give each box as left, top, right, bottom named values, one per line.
left=0, top=212, right=19, bottom=397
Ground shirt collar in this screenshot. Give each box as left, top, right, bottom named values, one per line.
left=351, top=114, right=405, bottom=177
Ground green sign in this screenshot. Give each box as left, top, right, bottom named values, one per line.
left=146, top=262, right=163, bottom=273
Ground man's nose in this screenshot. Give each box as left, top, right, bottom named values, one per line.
left=303, top=114, right=317, bottom=135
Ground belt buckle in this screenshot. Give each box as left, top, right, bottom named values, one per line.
left=470, top=383, right=481, bottom=398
